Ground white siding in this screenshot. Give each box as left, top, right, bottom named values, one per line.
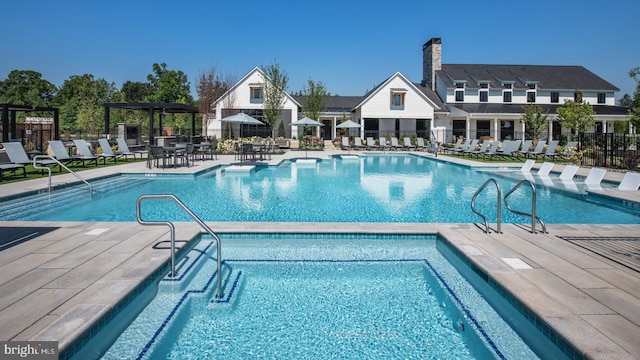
left=359, top=74, right=435, bottom=120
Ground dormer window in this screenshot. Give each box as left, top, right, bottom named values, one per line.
left=597, top=93, right=606, bottom=104
left=503, top=83, right=513, bottom=103
left=250, top=86, right=263, bottom=103
left=390, top=89, right=406, bottom=110
left=526, top=83, right=537, bottom=103
left=479, top=83, right=489, bottom=102
left=454, top=82, right=465, bottom=102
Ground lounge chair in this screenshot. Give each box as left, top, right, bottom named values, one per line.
left=379, top=137, right=389, bottom=151
left=444, top=138, right=463, bottom=154
left=502, top=140, right=522, bottom=157
left=416, top=137, right=427, bottom=151
left=538, top=140, right=559, bottom=159
left=525, top=140, right=546, bottom=158
left=618, top=172, right=640, bottom=190
left=116, top=138, right=145, bottom=160
left=468, top=141, right=489, bottom=157
left=536, top=162, right=555, bottom=177
left=451, top=138, right=471, bottom=154
left=74, top=139, right=110, bottom=165
left=97, top=138, right=124, bottom=164
left=49, top=140, right=97, bottom=167
left=584, top=167, right=607, bottom=190
left=353, top=137, right=365, bottom=150
left=561, top=141, right=579, bottom=157
left=515, top=140, right=533, bottom=157
left=0, top=163, right=25, bottom=181
left=390, top=137, right=404, bottom=150
left=2, top=141, right=58, bottom=170
left=403, top=137, right=416, bottom=150
left=520, top=159, right=536, bottom=172
left=366, top=137, right=376, bottom=150
left=482, top=141, right=502, bottom=160
left=559, top=165, right=579, bottom=181
left=341, top=137, right=351, bottom=150
left=462, top=139, right=479, bottom=155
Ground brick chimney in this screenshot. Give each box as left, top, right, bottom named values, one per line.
left=422, top=38, right=441, bottom=91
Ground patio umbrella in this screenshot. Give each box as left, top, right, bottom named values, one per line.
left=290, top=117, right=324, bottom=158
left=336, top=120, right=361, bottom=154
left=220, top=112, right=265, bottom=160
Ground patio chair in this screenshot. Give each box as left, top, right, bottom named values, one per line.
left=147, top=146, right=166, bottom=169
left=540, top=140, right=560, bottom=159
left=74, top=139, right=109, bottom=165
left=501, top=140, right=522, bottom=157
left=561, top=141, right=579, bottom=157
left=390, top=137, right=404, bottom=150
left=482, top=141, right=502, bottom=160
left=116, top=138, right=146, bottom=160
left=2, top=141, right=58, bottom=170
left=461, top=139, right=479, bottom=155
left=445, top=138, right=463, bottom=154
left=525, top=140, right=546, bottom=158
left=403, top=137, right=416, bottom=150
left=353, top=137, right=365, bottom=150
left=0, top=163, right=25, bottom=181
left=98, top=139, right=123, bottom=164
left=416, top=137, right=427, bottom=151
left=49, top=140, right=97, bottom=167
left=341, top=137, right=351, bottom=151
left=468, top=140, right=489, bottom=157
left=451, top=138, right=471, bottom=154
left=618, top=171, right=640, bottom=190
left=378, top=137, right=389, bottom=151
left=366, top=137, right=376, bottom=150
left=520, top=159, right=536, bottom=172
left=515, top=140, right=533, bottom=157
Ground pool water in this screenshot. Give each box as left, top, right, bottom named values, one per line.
left=1, top=154, right=638, bottom=223
left=98, top=234, right=554, bottom=360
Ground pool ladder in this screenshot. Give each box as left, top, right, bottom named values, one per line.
left=136, top=194, right=224, bottom=299
left=471, top=178, right=546, bottom=234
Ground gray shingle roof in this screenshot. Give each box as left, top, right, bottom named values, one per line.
left=437, top=64, right=620, bottom=91
left=293, top=95, right=362, bottom=113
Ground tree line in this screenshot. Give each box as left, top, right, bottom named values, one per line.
left=0, top=61, right=331, bottom=139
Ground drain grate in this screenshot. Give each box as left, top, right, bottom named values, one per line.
left=557, top=236, right=640, bottom=273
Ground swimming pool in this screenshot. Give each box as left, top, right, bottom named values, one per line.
left=85, top=234, right=571, bottom=360
left=1, top=154, right=638, bottom=223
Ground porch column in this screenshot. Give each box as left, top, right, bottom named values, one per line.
left=465, top=115, right=471, bottom=140
left=521, top=119, right=526, bottom=140
left=547, top=120, right=553, bottom=140
left=493, top=117, right=499, bottom=140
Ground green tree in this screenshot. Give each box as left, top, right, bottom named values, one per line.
left=623, top=67, right=640, bottom=130
left=0, top=70, right=57, bottom=116
left=521, top=104, right=548, bottom=142
left=301, top=78, right=329, bottom=121
left=196, top=66, right=235, bottom=136
left=556, top=99, right=595, bottom=140
left=121, top=80, right=154, bottom=102
left=261, top=61, right=288, bottom=138
left=55, top=74, right=117, bottom=135
left=147, top=63, right=194, bottom=104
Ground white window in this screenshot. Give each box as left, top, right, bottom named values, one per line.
left=527, top=83, right=537, bottom=103
left=250, top=86, right=263, bottom=103
left=390, top=91, right=405, bottom=109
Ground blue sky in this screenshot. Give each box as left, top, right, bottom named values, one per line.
left=1, top=0, right=638, bottom=100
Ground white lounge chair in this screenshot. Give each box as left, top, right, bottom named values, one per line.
left=618, top=172, right=640, bottom=190
left=341, top=137, right=351, bottom=150
left=390, top=137, right=404, bottom=150
left=366, top=137, right=376, bottom=150
left=416, top=137, right=427, bottom=151
left=520, top=159, right=536, bottom=172
left=536, top=162, right=555, bottom=177
left=379, top=137, right=389, bottom=151
left=559, top=165, right=579, bottom=181
left=584, top=167, right=607, bottom=190
left=353, top=137, right=365, bottom=150
left=403, top=137, right=416, bottom=150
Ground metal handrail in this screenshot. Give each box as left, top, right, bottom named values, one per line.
left=136, top=194, right=224, bottom=298
left=33, top=155, right=92, bottom=198
left=429, top=130, right=438, bottom=157
left=504, top=180, right=547, bottom=234
left=471, top=178, right=502, bottom=234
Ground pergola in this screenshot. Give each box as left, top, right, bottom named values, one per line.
left=1, top=103, right=60, bottom=143
left=104, top=102, right=200, bottom=145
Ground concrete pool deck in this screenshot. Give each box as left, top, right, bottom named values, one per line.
left=0, top=149, right=639, bottom=359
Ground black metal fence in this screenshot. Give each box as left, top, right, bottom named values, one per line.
left=579, top=133, right=640, bottom=170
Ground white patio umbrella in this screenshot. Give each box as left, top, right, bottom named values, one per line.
left=290, top=117, right=325, bottom=158
left=220, top=112, right=265, bottom=160
left=336, top=119, right=361, bottom=136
